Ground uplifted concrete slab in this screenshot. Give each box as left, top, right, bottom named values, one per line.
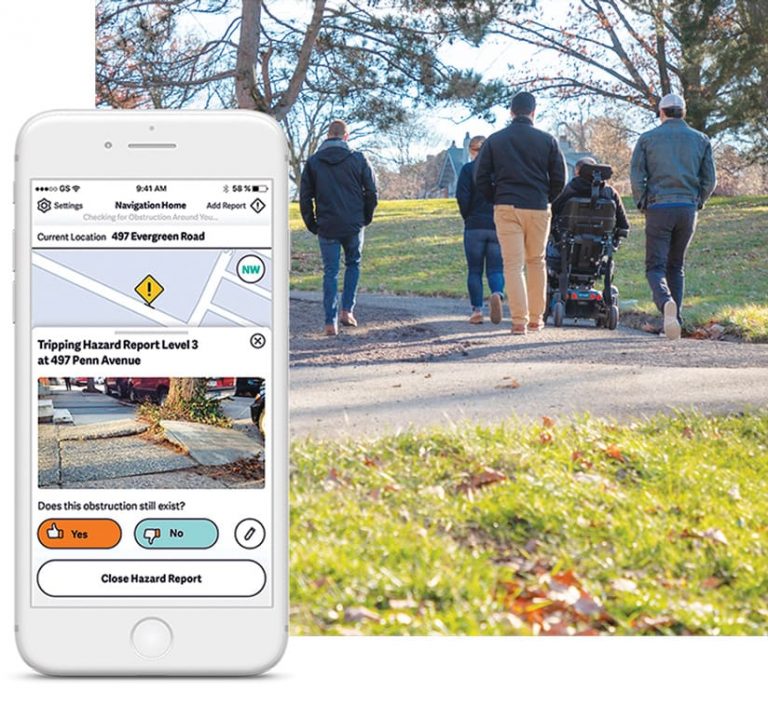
left=53, top=409, right=73, bottom=424
left=160, top=420, right=262, bottom=466
left=58, top=418, right=149, bottom=441
left=59, top=434, right=197, bottom=484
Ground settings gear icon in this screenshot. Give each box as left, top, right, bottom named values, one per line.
left=37, top=197, right=52, bottom=213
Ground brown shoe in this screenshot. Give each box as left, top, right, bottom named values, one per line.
left=324, top=323, right=338, bottom=336
left=469, top=310, right=483, bottom=324
left=511, top=324, right=527, bottom=335
left=340, top=310, right=358, bottom=327
left=489, top=293, right=503, bottom=324
left=527, top=322, right=544, bottom=332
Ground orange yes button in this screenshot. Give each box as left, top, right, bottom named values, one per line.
left=38, top=519, right=122, bottom=549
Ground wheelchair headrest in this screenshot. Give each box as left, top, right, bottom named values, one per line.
left=578, top=162, right=613, bottom=183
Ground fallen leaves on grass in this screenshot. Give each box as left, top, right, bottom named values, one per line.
left=690, top=322, right=727, bottom=340
left=538, top=431, right=554, bottom=444
left=571, top=450, right=594, bottom=470
left=680, top=527, right=729, bottom=546
left=604, top=444, right=627, bottom=462
left=344, top=606, right=382, bottom=624
left=456, top=467, right=510, bottom=496
left=542, top=416, right=556, bottom=428
left=322, top=467, right=347, bottom=491
left=611, top=578, right=638, bottom=593
left=631, top=615, right=677, bottom=632
left=498, top=569, right=612, bottom=635
left=190, top=455, right=265, bottom=486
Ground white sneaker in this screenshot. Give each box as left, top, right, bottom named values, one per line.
left=663, top=299, right=681, bottom=340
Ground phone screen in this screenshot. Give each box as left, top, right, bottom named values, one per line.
left=30, top=179, right=273, bottom=608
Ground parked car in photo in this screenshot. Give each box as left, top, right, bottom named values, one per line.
left=104, top=377, right=236, bottom=404
left=250, top=380, right=266, bottom=436
left=235, top=377, right=266, bottom=398
left=124, top=377, right=170, bottom=404
left=104, top=377, right=130, bottom=398
left=206, top=377, right=236, bottom=400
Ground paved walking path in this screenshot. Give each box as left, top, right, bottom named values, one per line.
left=289, top=291, right=768, bottom=438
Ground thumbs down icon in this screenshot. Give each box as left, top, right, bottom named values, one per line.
left=143, top=528, right=161, bottom=545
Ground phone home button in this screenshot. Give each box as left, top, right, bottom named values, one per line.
left=131, top=617, right=173, bottom=659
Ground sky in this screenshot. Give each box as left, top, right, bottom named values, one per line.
left=173, top=0, right=657, bottom=159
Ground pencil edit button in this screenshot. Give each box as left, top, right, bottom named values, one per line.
left=234, top=518, right=265, bottom=549
left=37, top=518, right=121, bottom=549
left=135, top=519, right=218, bottom=549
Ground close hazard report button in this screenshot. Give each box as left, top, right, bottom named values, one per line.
left=37, top=560, right=266, bottom=597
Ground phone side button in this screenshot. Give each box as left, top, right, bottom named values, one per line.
left=131, top=617, right=173, bottom=659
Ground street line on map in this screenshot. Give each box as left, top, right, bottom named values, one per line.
left=206, top=305, right=257, bottom=327
left=188, top=251, right=233, bottom=326
left=223, top=272, right=272, bottom=300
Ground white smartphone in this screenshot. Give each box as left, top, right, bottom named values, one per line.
left=14, top=111, right=288, bottom=675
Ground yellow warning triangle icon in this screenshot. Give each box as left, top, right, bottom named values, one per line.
left=135, top=274, right=165, bottom=306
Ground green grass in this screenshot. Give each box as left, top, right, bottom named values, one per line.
left=290, top=411, right=768, bottom=635
left=290, top=195, right=768, bottom=341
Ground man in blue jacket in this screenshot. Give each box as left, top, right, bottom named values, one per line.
left=630, top=93, right=717, bottom=340
left=475, top=91, right=566, bottom=335
left=300, top=119, right=378, bottom=336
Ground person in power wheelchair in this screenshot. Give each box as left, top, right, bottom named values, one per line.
left=546, top=158, right=630, bottom=329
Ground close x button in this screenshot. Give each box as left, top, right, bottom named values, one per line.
left=37, top=518, right=122, bottom=549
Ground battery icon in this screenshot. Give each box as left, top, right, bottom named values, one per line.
left=252, top=184, right=269, bottom=192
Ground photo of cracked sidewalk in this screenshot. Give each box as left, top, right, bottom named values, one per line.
left=38, top=378, right=265, bottom=489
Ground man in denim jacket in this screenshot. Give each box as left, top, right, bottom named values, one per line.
left=630, top=93, right=717, bottom=340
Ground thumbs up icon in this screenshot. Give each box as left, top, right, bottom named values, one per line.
left=47, top=523, right=64, bottom=540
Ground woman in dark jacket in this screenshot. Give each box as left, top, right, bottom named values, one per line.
left=455, top=136, right=504, bottom=324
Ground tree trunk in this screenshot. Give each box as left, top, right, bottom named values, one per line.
left=167, top=378, right=207, bottom=405
left=235, top=0, right=263, bottom=109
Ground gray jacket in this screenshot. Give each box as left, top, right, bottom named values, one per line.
left=630, top=118, right=717, bottom=210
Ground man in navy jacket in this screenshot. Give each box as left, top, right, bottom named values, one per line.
left=475, top=92, right=566, bottom=334
left=300, top=119, right=378, bottom=335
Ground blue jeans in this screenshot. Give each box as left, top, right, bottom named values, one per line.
left=463, top=228, right=504, bottom=310
left=645, top=206, right=697, bottom=320
left=318, top=231, right=364, bottom=324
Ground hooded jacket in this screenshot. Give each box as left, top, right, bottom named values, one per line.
left=299, top=138, right=378, bottom=237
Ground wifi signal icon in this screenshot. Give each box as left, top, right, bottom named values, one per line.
left=72, top=185, right=81, bottom=192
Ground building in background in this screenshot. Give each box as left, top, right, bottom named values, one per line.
left=426, top=132, right=594, bottom=198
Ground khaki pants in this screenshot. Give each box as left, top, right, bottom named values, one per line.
left=493, top=205, right=551, bottom=326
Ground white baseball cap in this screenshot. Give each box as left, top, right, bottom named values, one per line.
left=659, top=93, right=686, bottom=110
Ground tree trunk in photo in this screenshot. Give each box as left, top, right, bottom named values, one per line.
left=234, top=0, right=263, bottom=110
left=167, top=378, right=207, bottom=405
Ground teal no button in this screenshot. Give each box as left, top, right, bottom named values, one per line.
left=134, top=519, right=218, bottom=550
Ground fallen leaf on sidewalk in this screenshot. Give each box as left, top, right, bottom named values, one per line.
left=495, top=379, right=521, bottom=389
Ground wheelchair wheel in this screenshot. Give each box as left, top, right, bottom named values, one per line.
left=553, top=301, right=565, bottom=327
left=607, top=304, right=619, bottom=330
